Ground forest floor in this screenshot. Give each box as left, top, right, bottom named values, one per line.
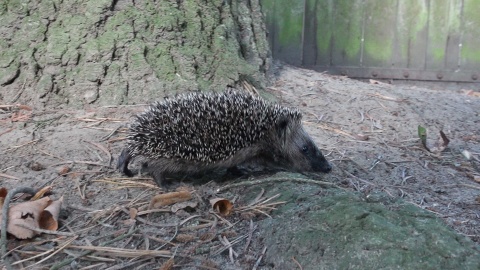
left=1, top=65, right=479, bottom=269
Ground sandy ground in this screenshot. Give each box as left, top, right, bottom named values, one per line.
left=1, top=65, right=479, bottom=268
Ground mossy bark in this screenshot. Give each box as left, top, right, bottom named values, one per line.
left=0, top=0, right=271, bottom=107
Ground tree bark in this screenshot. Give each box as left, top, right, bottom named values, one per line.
left=0, top=0, right=271, bottom=107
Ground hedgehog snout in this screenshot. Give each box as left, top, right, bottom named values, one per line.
left=309, top=150, right=332, bottom=173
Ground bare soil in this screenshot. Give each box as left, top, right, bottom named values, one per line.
left=1, top=65, right=479, bottom=269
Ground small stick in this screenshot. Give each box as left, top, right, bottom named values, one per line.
left=36, top=148, right=66, bottom=161
left=100, top=125, right=123, bottom=141
left=9, top=79, right=27, bottom=103
left=252, top=246, right=267, bottom=270
left=50, top=160, right=112, bottom=168
left=342, top=169, right=375, bottom=186
left=243, top=220, right=256, bottom=253
left=0, top=128, right=14, bottom=137
left=292, top=256, right=303, bottom=270
left=50, top=227, right=140, bottom=270
left=84, top=140, right=112, bottom=165
left=13, top=236, right=77, bottom=267
left=5, top=139, right=40, bottom=152
left=0, top=173, right=20, bottom=180
left=13, top=224, right=76, bottom=237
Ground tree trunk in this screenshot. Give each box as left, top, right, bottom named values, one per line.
left=0, top=0, right=271, bottom=107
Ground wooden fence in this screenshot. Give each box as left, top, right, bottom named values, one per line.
left=261, top=0, right=480, bottom=82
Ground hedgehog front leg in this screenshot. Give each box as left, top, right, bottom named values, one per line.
left=117, top=148, right=134, bottom=177
left=142, top=159, right=174, bottom=188
left=226, top=166, right=243, bottom=176
left=150, top=169, right=172, bottom=188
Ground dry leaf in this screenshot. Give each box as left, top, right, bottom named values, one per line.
left=30, top=162, right=45, bottom=171
left=31, top=186, right=52, bottom=200
left=17, top=104, right=33, bottom=111
left=474, top=176, right=480, bottom=183
left=58, top=166, right=71, bottom=176
left=149, top=191, right=192, bottom=209
left=6, top=197, right=52, bottom=239
left=210, top=198, right=233, bottom=216
left=461, top=150, right=472, bottom=160
left=221, top=230, right=237, bottom=238
left=355, top=134, right=369, bottom=141
left=171, top=201, right=198, bottom=213
left=464, top=90, right=480, bottom=97
left=39, top=196, right=63, bottom=231
left=429, top=130, right=450, bottom=154
left=159, top=258, right=174, bottom=270
left=417, top=126, right=450, bottom=153
left=0, top=187, right=7, bottom=209
left=122, top=219, right=136, bottom=226
left=129, top=208, right=138, bottom=219
left=199, top=232, right=215, bottom=242
left=175, top=234, right=196, bottom=243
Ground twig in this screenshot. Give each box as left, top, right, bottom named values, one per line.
left=312, top=123, right=356, bottom=139
left=212, top=234, right=247, bottom=257
left=5, top=139, right=40, bottom=152
left=292, top=256, right=303, bottom=270
left=13, top=236, right=77, bottom=267
left=104, top=258, right=152, bottom=270
left=341, top=169, right=375, bottom=186
left=14, top=224, right=76, bottom=237
left=9, top=79, right=27, bottom=103
left=216, top=177, right=338, bottom=193
left=50, top=160, right=112, bottom=168
left=50, top=227, right=140, bottom=270
left=36, top=148, right=66, bottom=161
left=252, top=246, right=267, bottom=270
left=366, top=93, right=407, bottom=102
left=100, top=125, right=123, bottom=141
left=243, top=220, right=256, bottom=253
left=84, top=140, right=112, bottom=165
left=0, top=128, right=14, bottom=137
left=76, top=117, right=125, bottom=123
left=0, top=173, right=20, bottom=180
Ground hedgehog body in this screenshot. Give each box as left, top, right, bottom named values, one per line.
left=118, top=90, right=331, bottom=187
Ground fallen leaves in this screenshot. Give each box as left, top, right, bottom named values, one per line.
left=0, top=187, right=63, bottom=239
left=461, top=89, right=480, bottom=97
left=417, top=125, right=450, bottom=154
left=210, top=198, right=234, bottom=216
left=149, top=191, right=192, bottom=208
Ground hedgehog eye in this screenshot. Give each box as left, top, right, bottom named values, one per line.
left=302, top=145, right=308, bottom=153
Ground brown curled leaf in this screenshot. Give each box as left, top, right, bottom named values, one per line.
left=129, top=208, right=138, bottom=219
left=0, top=187, right=7, bottom=209
left=39, top=196, right=63, bottom=231
left=429, top=130, right=450, bottom=154
left=210, top=198, right=234, bottom=216
left=58, top=166, right=71, bottom=176
left=7, top=197, right=52, bottom=239
left=149, top=191, right=192, bottom=209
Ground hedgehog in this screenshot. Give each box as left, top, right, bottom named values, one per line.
left=117, top=90, right=332, bottom=187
